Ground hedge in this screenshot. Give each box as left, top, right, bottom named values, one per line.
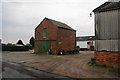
left=2, top=45, right=32, bottom=51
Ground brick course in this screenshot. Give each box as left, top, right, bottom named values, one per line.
left=57, top=28, right=76, bottom=53
left=95, top=51, right=120, bottom=66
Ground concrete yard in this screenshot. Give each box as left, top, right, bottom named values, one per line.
left=2, top=51, right=119, bottom=78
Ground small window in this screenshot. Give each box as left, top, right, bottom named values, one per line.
left=42, top=28, right=47, bottom=38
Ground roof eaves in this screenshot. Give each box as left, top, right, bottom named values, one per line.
left=93, top=2, right=120, bottom=12
left=93, top=2, right=111, bottom=12
left=58, top=26, right=76, bottom=32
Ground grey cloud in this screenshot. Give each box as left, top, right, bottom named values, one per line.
left=2, top=0, right=107, bottom=44
left=108, top=0, right=120, bottom=2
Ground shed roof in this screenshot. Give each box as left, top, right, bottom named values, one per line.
left=46, top=18, right=76, bottom=31
left=93, top=1, right=120, bottom=12
left=76, top=36, right=95, bottom=41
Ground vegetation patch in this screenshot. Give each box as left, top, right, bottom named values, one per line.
left=88, top=58, right=120, bottom=75
left=2, top=44, right=32, bottom=51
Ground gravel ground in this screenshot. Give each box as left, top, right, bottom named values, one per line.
left=2, top=51, right=119, bottom=78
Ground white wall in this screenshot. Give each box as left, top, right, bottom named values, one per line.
left=77, top=41, right=95, bottom=48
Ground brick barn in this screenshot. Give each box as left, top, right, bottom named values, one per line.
left=34, top=18, right=76, bottom=54
left=93, top=1, right=120, bottom=66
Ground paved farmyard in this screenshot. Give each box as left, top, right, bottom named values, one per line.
left=2, top=51, right=119, bottom=78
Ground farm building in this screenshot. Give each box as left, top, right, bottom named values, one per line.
left=76, top=36, right=95, bottom=51
left=34, top=18, right=76, bottom=54
left=0, top=39, right=1, bottom=45
left=93, top=1, right=120, bottom=66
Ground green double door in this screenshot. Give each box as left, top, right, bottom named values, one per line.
left=38, top=41, right=50, bottom=53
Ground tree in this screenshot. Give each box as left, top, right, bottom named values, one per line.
left=16, top=40, right=24, bottom=45
left=29, top=37, right=34, bottom=48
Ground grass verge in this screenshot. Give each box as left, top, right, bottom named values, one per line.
left=88, top=62, right=120, bottom=74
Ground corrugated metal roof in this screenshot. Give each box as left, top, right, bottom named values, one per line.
left=76, top=36, right=95, bottom=41
left=108, top=0, right=120, bottom=2
left=46, top=18, right=76, bottom=31
left=93, top=1, right=120, bottom=12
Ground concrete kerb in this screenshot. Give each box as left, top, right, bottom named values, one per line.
left=2, top=60, right=76, bottom=80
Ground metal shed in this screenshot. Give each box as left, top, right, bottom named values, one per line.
left=93, top=1, right=120, bottom=66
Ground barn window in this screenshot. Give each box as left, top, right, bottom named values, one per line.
left=42, top=28, right=47, bottom=38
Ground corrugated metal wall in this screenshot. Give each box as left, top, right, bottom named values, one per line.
left=95, top=9, right=120, bottom=52
left=95, top=40, right=119, bottom=51
left=118, top=10, right=120, bottom=52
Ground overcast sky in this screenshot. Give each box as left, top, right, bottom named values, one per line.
left=1, top=0, right=108, bottom=44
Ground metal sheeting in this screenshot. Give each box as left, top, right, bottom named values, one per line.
left=118, top=10, right=120, bottom=52
left=95, top=9, right=120, bottom=52
left=95, top=40, right=119, bottom=52
left=95, top=10, right=119, bottom=40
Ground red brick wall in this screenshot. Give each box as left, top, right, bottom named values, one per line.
left=95, top=51, right=120, bottom=66
left=34, top=40, right=39, bottom=53
left=57, top=28, right=76, bottom=52
left=34, top=18, right=58, bottom=53
left=50, top=41, right=58, bottom=53
left=35, top=18, right=58, bottom=41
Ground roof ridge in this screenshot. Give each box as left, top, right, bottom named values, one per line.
left=46, top=18, right=68, bottom=25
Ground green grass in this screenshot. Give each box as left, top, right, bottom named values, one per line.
left=88, top=63, right=120, bottom=73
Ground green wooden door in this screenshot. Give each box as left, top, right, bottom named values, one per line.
left=38, top=41, right=50, bottom=53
